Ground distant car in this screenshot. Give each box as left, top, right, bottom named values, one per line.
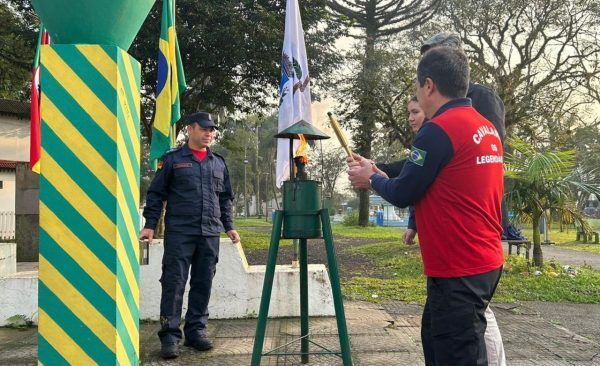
left=583, top=206, right=598, bottom=218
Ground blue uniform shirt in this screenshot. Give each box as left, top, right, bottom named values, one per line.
left=143, top=144, right=235, bottom=236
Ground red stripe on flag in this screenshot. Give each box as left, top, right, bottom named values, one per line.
left=30, top=30, right=48, bottom=174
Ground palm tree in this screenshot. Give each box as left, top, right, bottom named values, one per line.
left=504, top=137, right=600, bottom=266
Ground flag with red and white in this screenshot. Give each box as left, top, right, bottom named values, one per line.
left=30, top=25, right=50, bottom=174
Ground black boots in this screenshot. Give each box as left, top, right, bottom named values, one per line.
left=184, top=335, right=214, bottom=351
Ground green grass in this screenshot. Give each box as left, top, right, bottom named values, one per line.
left=332, top=225, right=404, bottom=240
left=222, top=228, right=293, bottom=251
left=338, top=230, right=600, bottom=304
left=233, top=217, right=274, bottom=228
left=495, top=256, right=600, bottom=303
left=516, top=226, right=600, bottom=254
left=587, top=219, right=600, bottom=230
left=236, top=222, right=600, bottom=303
left=556, top=244, right=600, bottom=254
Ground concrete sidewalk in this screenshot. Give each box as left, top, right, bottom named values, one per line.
left=1, top=301, right=599, bottom=365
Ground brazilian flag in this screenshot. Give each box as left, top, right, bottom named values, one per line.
left=150, top=0, right=186, bottom=166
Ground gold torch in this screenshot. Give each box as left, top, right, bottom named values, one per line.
left=327, top=112, right=353, bottom=159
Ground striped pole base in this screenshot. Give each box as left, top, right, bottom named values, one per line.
left=39, top=44, right=141, bottom=365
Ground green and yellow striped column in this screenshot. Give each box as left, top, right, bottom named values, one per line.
left=38, top=44, right=141, bottom=365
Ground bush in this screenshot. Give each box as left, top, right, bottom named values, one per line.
left=341, top=212, right=359, bottom=226
left=341, top=212, right=375, bottom=227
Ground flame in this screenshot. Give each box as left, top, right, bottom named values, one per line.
left=294, top=134, right=309, bottom=164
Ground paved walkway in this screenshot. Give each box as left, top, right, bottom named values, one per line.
left=2, top=301, right=599, bottom=365
left=501, top=242, right=600, bottom=270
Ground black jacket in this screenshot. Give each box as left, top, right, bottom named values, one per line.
left=143, top=144, right=235, bottom=236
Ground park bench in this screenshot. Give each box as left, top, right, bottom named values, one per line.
left=505, top=239, right=532, bottom=261
left=576, top=227, right=599, bottom=244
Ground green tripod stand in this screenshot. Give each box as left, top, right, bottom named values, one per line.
left=251, top=208, right=353, bottom=365
left=251, top=121, right=353, bottom=365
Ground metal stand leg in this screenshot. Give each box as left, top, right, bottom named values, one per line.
left=320, top=210, right=353, bottom=365
left=251, top=211, right=284, bottom=366
left=299, top=238, right=309, bottom=363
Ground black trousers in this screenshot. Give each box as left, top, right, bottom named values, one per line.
left=158, top=233, right=220, bottom=344
left=421, top=266, right=502, bottom=366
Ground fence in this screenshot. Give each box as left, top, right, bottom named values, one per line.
left=0, top=211, right=15, bottom=240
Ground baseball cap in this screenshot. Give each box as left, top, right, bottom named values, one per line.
left=186, top=112, right=218, bottom=129
left=420, top=33, right=462, bottom=54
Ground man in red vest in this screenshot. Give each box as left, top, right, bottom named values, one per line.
left=348, top=46, right=504, bottom=365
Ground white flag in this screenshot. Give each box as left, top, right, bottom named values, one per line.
left=276, top=0, right=312, bottom=187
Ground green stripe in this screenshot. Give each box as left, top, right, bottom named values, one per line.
left=39, top=282, right=115, bottom=364
left=41, top=66, right=116, bottom=162
left=40, top=229, right=117, bottom=324
left=100, top=45, right=118, bottom=63
left=116, top=112, right=141, bottom=222
left=39, top=335, right=69, bottom=366
left=120, top=52, right=142, bottom=132
left=114, top=106, right=141, bottom=291
left=117, top=56, right=141, bottom=173
left=52, top=47, right=117, bottom=113
left=116, top=197, right=140, bottom=288
left=128, top=57, right=142, bottom=128
left=114, top=200, right=140, bottom=326
left=116, top=255, right=140, bottom=330
left=40, top=176, right=116, bottom=273
left=42, top=123, right=117, bottom=220
left=115, top=159, right=141, bottom=292
left=115, top=304, right=138, bottom=366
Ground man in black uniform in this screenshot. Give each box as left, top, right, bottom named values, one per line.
left=139, top=112, right=240, bottom=359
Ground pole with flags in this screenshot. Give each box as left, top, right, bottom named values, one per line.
left=30, top=24, right=50, bottom=174
left=150, top=0, right=186, bottom=167
left=275, top=0, right=313, bottom=187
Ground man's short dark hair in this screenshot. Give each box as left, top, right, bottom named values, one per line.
left=417, top=46, right=470, bottom=99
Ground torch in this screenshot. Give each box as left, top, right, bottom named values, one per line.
left=327, top=112, right=353, bottom=159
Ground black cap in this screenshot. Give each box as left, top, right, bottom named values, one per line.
left=186, top=112, right=218, bottom=129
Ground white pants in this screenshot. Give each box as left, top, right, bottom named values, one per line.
left=485, top=306, right=506, bottom=366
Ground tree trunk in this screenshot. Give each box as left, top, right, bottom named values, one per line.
left=532, top=213, right=543, bottom=266
left=357, top=28, right=377, bottom=227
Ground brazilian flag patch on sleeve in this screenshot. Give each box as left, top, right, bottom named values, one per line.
left=409, top=146, right=427, bottom=166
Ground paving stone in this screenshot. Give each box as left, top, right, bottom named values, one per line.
left=2, top=301, right=600, bottom=365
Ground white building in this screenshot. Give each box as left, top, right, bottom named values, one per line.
left=0, top=99, right=30, bottom=240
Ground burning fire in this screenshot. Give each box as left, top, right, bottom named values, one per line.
left=294, top=134, right=309, bottom=164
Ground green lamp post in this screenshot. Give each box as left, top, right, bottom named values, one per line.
left=251, top=120, right=353, bottom=365
left=30, top=1, right=153, bottom=364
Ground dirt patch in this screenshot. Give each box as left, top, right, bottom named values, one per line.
left=244, top=236, right=393, bottom=281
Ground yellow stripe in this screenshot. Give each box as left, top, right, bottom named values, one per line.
left=76, top=45, right=117, bottom=90
left=114, top=251, right=139, bottom=347
left=40, top=202, right=116, bottom=299
left=155, top=39, right=172, bottom=136
left=120, top=51, right=141, bottom=118
left=115, top=117, right=141, bottom=226
left=41, top=150, right=116, bottom=247
left=116, top=277, right=139, bottom=356
left=116, top=184, right=140, bottom=302
left=39, top=256, right=116, bottom=353
left=43, top=46, right=116, bottom=140
left=38, top=309, right=97, bottom=365
left=117, top=57, right=141, bottom=167
left=42, top=94, right=117, bottom=191
left=40, top=204, right=133, bottom=366
left=115, top=333, right=130, bottom=366
left=32, top=161, right=41, bottom=174
left=168, top=26, right=179, bottom=105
